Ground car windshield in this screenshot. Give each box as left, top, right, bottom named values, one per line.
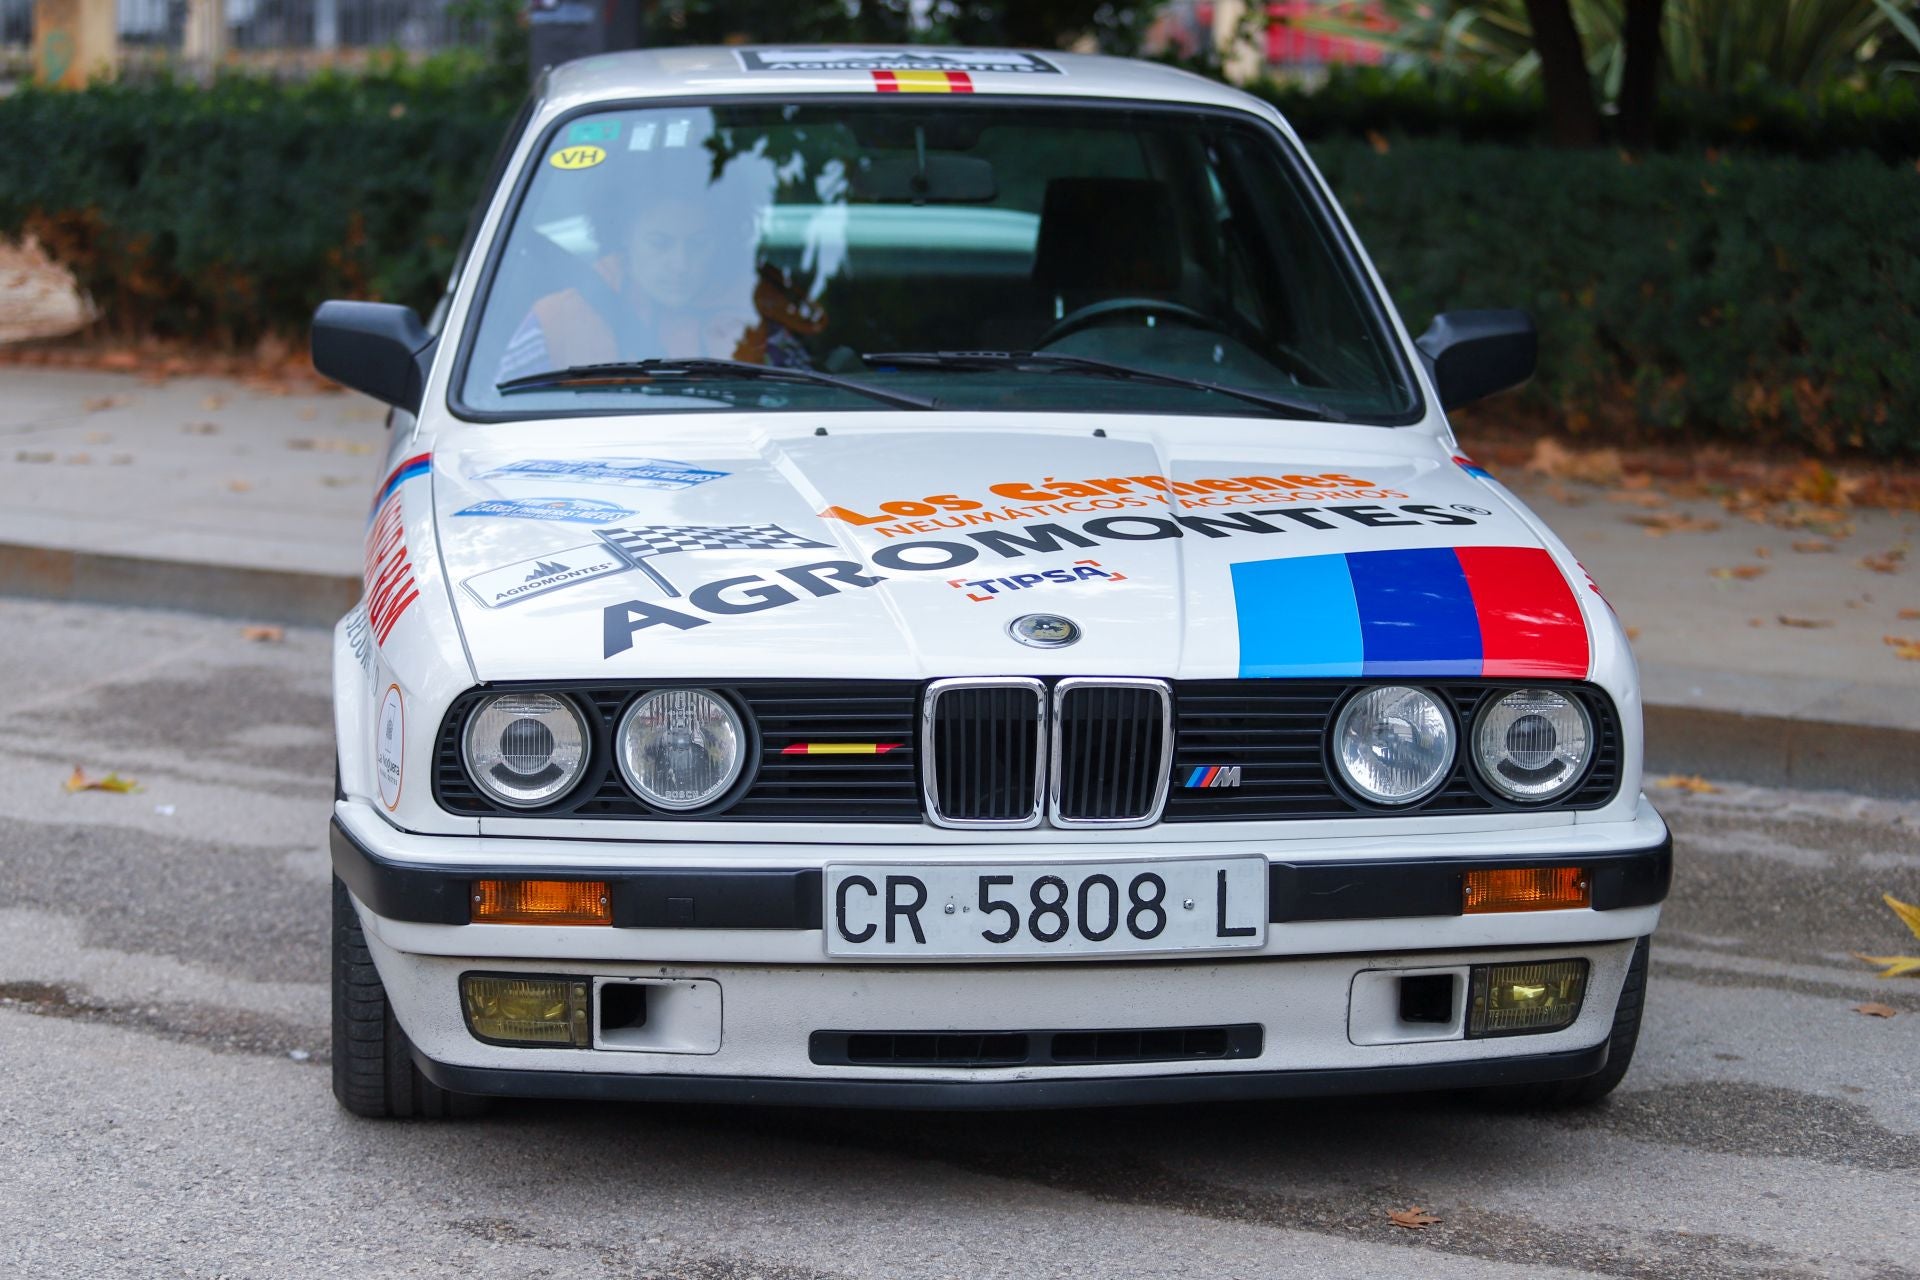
left=457, top=101, right=1420, bottom=422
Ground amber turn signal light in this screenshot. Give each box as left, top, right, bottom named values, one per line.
left=1462, top=866, right=1589, bottom=914
left=472, top=879, right=612, bottom=926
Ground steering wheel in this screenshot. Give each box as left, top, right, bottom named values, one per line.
left=1036, top=297, right=1225, bottom=349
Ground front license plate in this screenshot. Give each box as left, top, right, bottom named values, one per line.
left=824, top=858, right=1269, bottom=958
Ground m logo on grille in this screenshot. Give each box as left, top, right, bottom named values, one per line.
left=1183, top=766, right=1242, bottom=789
left=595, top=523, right=833, bottom=597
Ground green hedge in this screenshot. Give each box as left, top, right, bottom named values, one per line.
left=1, top=79, right=1916, bottom=454
left=0, top=72, right=512, bottom=344
left=1254, top=67, right=1920, bottom=164
left=1316, top=139, right=1920, bottom=455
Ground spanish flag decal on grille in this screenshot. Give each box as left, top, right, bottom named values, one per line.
left=781, top=743, right=904, bottom=755
left=872, top=69, right=973, bottom=93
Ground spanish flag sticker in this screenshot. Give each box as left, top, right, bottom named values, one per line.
left=549, top=145, right=607, bottom=170
left=782, top=743, right=904, bottom=755
left=871, top=69, right=973, bottom=94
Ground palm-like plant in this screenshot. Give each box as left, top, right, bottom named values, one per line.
left=1292, top=0, right=1919, bottom=94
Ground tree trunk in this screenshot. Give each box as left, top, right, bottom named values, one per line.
left=1522, top=0, right=1604, bottom=147
left=1617, top=0, right=1665, bottom=150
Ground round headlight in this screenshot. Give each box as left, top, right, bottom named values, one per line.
left=1333, top=685, right=1456, bottom=806
left=617, top=688, right=747, bottom=812
left=462, top=693, right=589, bottom=808
left=1473, top=688, right=1593, bottom=802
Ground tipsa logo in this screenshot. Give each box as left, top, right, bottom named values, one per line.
left=549, top=145, right=606, bottom=170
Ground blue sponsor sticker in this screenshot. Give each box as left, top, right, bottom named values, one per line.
left=453, top=496, right=638, bottom=524
left=478, top=457, right=728, bottom=491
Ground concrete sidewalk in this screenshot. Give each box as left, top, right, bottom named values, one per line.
left=2, top=366, right=1915, bottom=793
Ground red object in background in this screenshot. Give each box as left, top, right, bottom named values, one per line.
left=1266, top=2, right=1386, bottom=66
left=1183, top=2, right=1387, bottom=67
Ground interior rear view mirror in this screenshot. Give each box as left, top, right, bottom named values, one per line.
left=1416, top=310, right=1538, bottom=411
left=851, top=154, right=998, bottom=203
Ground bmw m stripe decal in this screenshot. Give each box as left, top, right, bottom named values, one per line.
left=370, top=453, right=431, bottom=516
left=1231, top=547, right=1588, bottom=679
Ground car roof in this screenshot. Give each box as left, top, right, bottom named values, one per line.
left=539, top=45, right=1281, bottom=123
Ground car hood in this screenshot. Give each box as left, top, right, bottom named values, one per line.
left=428, top=414, right=1597, bottom=683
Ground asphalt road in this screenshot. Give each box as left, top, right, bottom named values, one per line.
left=1, top=597, right=1916, bottom=1280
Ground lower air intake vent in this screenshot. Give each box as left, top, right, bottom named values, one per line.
left=809, top=1024, right=1263, bottom=1068
left=922, top=678, right=1046, bottom=828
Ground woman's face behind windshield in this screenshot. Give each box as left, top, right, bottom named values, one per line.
left=458, top=103, right=1420, bottom=422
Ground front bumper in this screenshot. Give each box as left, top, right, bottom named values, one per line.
left=334, top=798, right=1666, bottom=1106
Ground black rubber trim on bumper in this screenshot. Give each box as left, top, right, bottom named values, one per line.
left=413, top=1040, right=1610, bottom=1110
left=331, top=817, right=1670, bottom=930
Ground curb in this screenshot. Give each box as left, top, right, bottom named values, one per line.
left=0, top=541, right=360, bottom=629
left=1643, top=704, right=1919, bottom=801
left=3, top=540, right=1914, bottom=799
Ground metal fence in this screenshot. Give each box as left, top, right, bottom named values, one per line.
left=1, top=0, right=479, bottom=56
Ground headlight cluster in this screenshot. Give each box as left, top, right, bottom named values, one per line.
left=460, top=688, right=748, bottom=813
left=1333, top=686, right=1593, bottom=807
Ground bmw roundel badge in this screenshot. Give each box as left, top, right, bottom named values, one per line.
left=1008, top=614, right=1080, bottom=648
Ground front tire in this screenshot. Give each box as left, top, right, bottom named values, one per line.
left=1488, top=935, right=1649, bottom=1108
left=331, top=875, right=487, bottom=1118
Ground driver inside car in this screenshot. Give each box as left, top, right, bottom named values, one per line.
left=496, top=145, right=823, bottom=383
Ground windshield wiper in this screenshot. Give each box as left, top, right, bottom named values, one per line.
left=497, top=358, right=938, bottom=411
left=861, top=350, right=1347, bottom=423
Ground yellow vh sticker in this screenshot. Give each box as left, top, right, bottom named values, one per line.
left=549, top=145, right=607, bottom=170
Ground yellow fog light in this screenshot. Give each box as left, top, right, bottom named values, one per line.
left=1467, top=959, right=1588, bottom=1038
left=460, top=974, right=591, bottom=1047
left=1462, top=866, right=1590, bottom=914
left=472, top=878, right=611, bottom=926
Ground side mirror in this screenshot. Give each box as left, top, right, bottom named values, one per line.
left=1415, top=310, right=1537, bottom=411
left=311, top=301, right=435, bottom=413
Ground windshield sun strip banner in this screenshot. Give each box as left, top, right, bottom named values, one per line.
left=1231, top=546, right=1589, bottom=679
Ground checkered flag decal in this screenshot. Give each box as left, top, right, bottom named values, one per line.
left=595, top=523, right=833, bottom=597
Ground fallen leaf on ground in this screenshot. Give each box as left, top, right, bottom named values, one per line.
left=1754, top=546, right=1772, bottom=558
left=1748, top=617, right=1766, bottom=627
left=1862, top=550, right=1907, bottom=574
left=1900, top=609, right=1920, bottom=620
left=1388, top=1207, right=1441, bottom=1230
left=1793, top=540, right=1834, bottom=553
left=181, top=421, right=219, bottom=435
left=1883, top=636, right=1920, bottom=660
left=1625, top=626, right=1641, bottom=640
left=1710, top=565, right=1767, bottom=581
left=1853, top=1002, right=1898, bottom=1018
left=201, top=393, right=227, bottom=411
left=1629, top=512, right=1721, bottom=536
left=1854, top=894, right=1920, bottom=978
left=1777, top=616, right=1832, bottom=628
left=64, top=767, right=142, bottom=794
left=1657, top=774, right=1721, bottom=794
left=82, top=395, right=127, bottom=413
left=227, top=479, right=252, bottom=493
left=1528, top=438, right=1624, bottom=485
left=15, top=450, right=53, bottom=463
left=240, top=625, right=284, bottom=643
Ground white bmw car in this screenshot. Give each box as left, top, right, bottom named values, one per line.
left=319, top=45, right=1668, bottom=1117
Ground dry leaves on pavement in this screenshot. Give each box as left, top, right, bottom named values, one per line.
left=1861, top=550, right=1907, bottom=575
left=1853, top=1002, right=1898, bottom=1018
left=1777, top=616, right=1832, bottom=628
left=1710, top=565, right=1767, bottom=581
left=240, top=625, right=284, bottom=643
left=1629, top=511, right=1722, bottom=536
left=1657, top=775, right=1721, bottom=794
left=64, top=766, right=141, bottom=794
left=1854, top=894, right=1920, bottom=978
left=1793, top=540, right=1835, bottom=553
left=1527, top=438, right=1623, bottom=485
left=1388, top=1207, right=1442, bottom=1230
left=1883, top=636, right=1920, bottom=661
left=1900, top=609, right=1920, bottom=620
